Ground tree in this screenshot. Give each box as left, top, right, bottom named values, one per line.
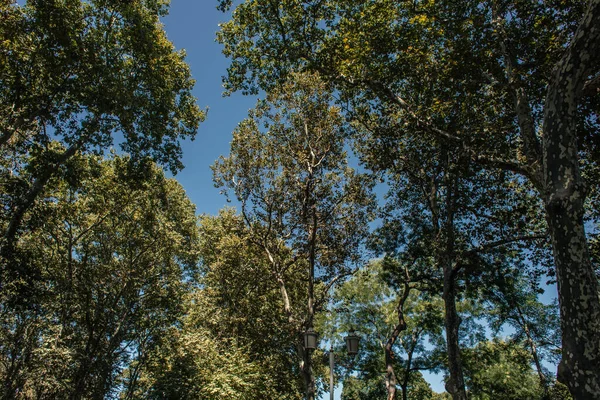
left=212, top=72, right=374, bottom=400
left=132, top=289, right=301, bottom=400
left=462, top=339, right=545, bottom=400
left=0, top=0, right=203, bottom=263
left=120, top=209, right=306, bottom=399
left=370, top=133, right=547, bottom=399
left=216, top=1, right=600, bottom=397
left=0, top=154, right=199, bottom=399
left=324, top=260, right=444, bottom=400
left=484, top=272, right=562, bottom=395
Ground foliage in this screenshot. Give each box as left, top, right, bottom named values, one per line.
left=548, top=382, right=574, bottom=400
left=213, top=72, right=374, bottom=292
left=213, top=72, right=374, bottom=399
left=484, top=273, right=562, bottom=377
left=341, top=375, right=387, bottom=400
left=0, top=0, right=203, bottom=262
left=1, top=0, right=202, bottom=172
left=0, top=153, right=199, bottom=399
left=462, top=339, right=544, bottom=400
left=134, top=210, right=306, bottom=399
left=133, top=289, right=301, bottom=400
left=321, top=260, right=444, bottom=399
left=341, top=371, right=434, bottom=400
left=216, top=0, right=600, bottom=396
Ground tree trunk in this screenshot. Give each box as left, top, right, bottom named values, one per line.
left=443, top=267, right=468, bottom=400
left=439, top=153, right=468, bottom=400
left=385, top=346, right=397, bottom=400
left=541, top=2, right=600, bottom=397
left=400, top=383, right=407, bottom=400
left=516, top=306, right=548, bottom=394
left=545, top=199, right=600, bottom=399
left=385, top=283, right=411, bottom=400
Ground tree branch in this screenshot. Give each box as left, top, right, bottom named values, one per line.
left=468, top=234, right=547, bottom=254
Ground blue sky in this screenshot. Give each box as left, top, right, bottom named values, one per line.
left=162, top=1, right=256, bottom=216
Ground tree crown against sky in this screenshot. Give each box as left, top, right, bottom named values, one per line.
left=215, top=1, right=600, bottom=397
left=1, top=1, right=596, bottom=399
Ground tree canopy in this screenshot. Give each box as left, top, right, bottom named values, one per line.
left=0, top=154, right=199, bottom=399
left=2, top=0, right=597, bottom=399
left=216, top=0, right=600, bottom=397
left=0, top=0, right=203, bottom=261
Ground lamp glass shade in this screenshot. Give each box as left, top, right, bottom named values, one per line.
left=345, top=332, right=360, bottom=356
left=304, top=329, right=318, bottom=350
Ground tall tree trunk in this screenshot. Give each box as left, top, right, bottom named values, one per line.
left=385, top=282, right=411, bottom=400
left=545, top=199, right=600, bottom=399
left=439, top=152, right=468, bottom=400
left=541, top=2, right=600, bottom=397
left=385, top=346, right=397, bottom=400
left=442, top=267, right=467, bottom=400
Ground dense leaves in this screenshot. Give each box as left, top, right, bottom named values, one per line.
left=1, top=0, right=594, bottom=398
left=213, top=72, right=374, bottom=400
left=0, top=154, right=199, bottom=399
left=216, top=0, right=600, bottom=397
left=0, top=0, right=203, bottom=260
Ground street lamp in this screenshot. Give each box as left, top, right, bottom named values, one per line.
left=329, top=329, right=361, bottom=400
left=345, top=328, right=360, bottom=356
left=304, top=327, right=318, bottom=350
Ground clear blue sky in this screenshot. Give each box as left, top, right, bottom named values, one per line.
left=162, top=1, right=256, bottom=216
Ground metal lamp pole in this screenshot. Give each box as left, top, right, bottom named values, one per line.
left=330, top=345, right=335, bottom=400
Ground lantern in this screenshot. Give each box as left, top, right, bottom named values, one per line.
left=304, top=328, right=318, bottom=350
left=345, top=329, right=360, bottom=356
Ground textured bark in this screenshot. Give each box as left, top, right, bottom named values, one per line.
left=545, top=200, right=600, bottom=399
left=541, top=1, right=600, bottom=398
left=442, top=268, right=467, bottom=400
left=385, top=343, right=398, bottom=400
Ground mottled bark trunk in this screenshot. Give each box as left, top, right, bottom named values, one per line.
left=541, top=2, right=600, bottom=397
left=545, top=200, right=600, bottom=398
left=443, top=267, right=467, bottom=400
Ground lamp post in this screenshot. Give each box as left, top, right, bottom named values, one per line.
left=329, top=329, right=361, bottom=400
